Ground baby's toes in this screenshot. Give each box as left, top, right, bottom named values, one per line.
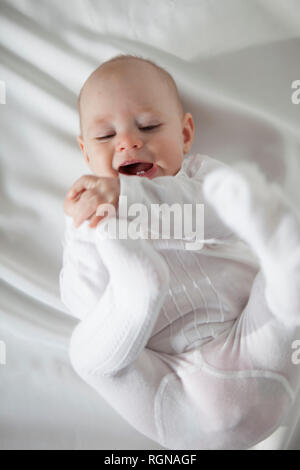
left=203, top=162, right=275, bottom=252
left=203, top=166, right=252, bottom=222
left=264, top=266, right=300, bottom=327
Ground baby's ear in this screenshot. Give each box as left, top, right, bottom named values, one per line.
left=77, top=136, right=90, bottom=164
left=77, top=135, right=84, bottom=152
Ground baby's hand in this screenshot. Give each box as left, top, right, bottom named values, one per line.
left=63, top=175, right=120, bottom=228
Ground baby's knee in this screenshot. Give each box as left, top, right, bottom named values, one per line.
left=157, top=371, right=292, bottom=450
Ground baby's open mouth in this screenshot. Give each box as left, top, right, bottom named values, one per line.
left=118, top=161, right=154, bottom=176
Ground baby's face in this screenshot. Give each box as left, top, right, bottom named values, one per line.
left=77, top=61, right=194, bottom=179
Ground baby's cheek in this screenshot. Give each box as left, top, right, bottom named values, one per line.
left=155, top=137, right=180, bottom=166
left=90, top=156, right=116, bottom=178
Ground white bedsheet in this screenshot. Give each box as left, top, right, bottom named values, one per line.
left=0, top=0, right=299, bottom=450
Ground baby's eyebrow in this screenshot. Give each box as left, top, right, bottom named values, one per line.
left=87, top=118, right=112, bottom=137
left=89, top=115, right=113, bottom=128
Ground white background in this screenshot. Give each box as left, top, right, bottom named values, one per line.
left=0, top=0, right=300, bottom=449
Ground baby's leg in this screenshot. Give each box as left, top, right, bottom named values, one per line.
left=190, top=163, right=300, bottom=447
left=60, top=222, right=110, bottom=321
left=71, top=302, right=295, bottom=450
left=68, top=219, right=175, bottom=446
left=203, top=162, right=300, bottom=327
left=71, top=345, right=177, bottom=447
left=68, top=223, right=294, bottom=450
left=69, top=218, right=170, bottom=377
left=195, top=269, right=299, bottom=449
left=155, top=271, right=299, bottom=450
left=68, top=219, right=257, bottom=449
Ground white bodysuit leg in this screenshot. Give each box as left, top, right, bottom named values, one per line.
left=60, top=161, right=300, bottom=450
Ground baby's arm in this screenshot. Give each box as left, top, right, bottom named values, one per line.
left=59, top=215, right=109, bottom=321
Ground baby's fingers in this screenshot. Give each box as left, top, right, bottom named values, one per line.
left=73, top=191, right=103, bottom=227
left=88, top=202, right=115, bottom=228
left=88, top=213, right=107, bottom=229
left=63, top=195, right=76, bottom=216
left=67, top=174, right=99, bottom=199
left=74, top=208, right=95, bottom=228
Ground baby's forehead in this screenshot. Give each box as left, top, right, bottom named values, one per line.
left=81, top=76, right=169, bottom=118
left=79, top=59, right=183, bottom=126
left=84, top=60, right=169, bottom=96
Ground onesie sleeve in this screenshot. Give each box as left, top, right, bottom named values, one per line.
left=59, top=215, right=109, bottom=321
left=118, top=153, right=234, bottom=241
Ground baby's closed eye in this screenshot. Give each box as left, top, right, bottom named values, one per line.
left=96, top=124, right=161, bottom=140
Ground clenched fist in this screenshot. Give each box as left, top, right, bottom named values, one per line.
left=63, top=175, right=120, bottom=228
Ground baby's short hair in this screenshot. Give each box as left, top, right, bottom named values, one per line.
left=78, top=54, right=184, bottom=136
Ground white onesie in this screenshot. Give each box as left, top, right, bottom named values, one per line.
left=59, top=153, right=300, bottom=450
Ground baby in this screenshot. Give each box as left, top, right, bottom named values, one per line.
left=60, top=55, right=300, bottom=450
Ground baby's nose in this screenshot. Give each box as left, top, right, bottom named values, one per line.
left=116, top=134, right=143, bottom=152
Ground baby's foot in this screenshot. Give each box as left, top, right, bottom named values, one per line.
left=203, top=162, right=300, bottom=326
